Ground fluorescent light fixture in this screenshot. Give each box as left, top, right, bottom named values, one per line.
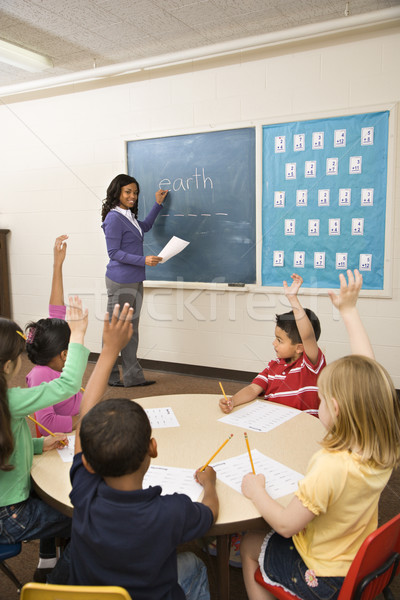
left=0, top=39, right=52, bottom=72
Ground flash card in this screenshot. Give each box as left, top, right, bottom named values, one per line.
left=274, top=191, right=285, bottom=207
left=318, top=189, right=330, bottom=206
left=361, top=188, right=374, bottom=206
left=339, top=188, right=351, bottom=206
left=296, top=189, right=308, bottom=207
left=336, top=253, right=348, bottom=269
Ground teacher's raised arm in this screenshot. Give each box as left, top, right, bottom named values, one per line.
left=101, top=174, right=168, bottom=388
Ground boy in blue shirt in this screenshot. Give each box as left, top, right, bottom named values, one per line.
left=69, top=303, right=218, bottom=600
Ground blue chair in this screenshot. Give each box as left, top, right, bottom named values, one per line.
left=0, top=542, right=23, bottom=591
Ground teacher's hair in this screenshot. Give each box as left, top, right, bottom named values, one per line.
left=318, top=355, right=400, bottom=469
left=0, top=318, right=26, bottom=471
left=101, top=174, right=140, bottom=222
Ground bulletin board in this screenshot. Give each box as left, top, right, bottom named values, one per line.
left=261, top=111, right=389, bottom=289
left=127, top=128, right=256, bottom=284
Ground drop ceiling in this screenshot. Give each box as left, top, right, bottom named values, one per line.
left=0, top=0, right=399, bottom=90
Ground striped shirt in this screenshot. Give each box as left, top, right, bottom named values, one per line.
left=252, top=348, right=326, bottom=416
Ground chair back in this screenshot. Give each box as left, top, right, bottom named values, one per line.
left=338, top=513, right=400, bottom=599
left=0, top=542, right=23, bottom=591
left=20, top=582, right=132, bottom=600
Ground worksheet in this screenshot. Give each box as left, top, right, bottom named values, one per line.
left=158, top=236, right=190, bottom=263
left=212, top=449, right=303, bottom=499
left=144, top=407, right=180, bottom=428
left=218, top=400, right=300, bottom=432
left=143, top=465, right=202, bottom=502
left=56, top=435, right=75, bottom=463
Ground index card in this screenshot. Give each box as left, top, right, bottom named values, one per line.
left=218, top=400, right=300, bottom=433
left=144, top=407, right=180, bottom=429
left=57, top=435, right=76, bottom=463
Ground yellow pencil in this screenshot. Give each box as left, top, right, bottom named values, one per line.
left=244, top=432, right=255, bottom=474
left=199, top=434, right=233, bottom=472
left=28, top=415, right=67, bottom=446
left=219, top=381, right=232, bottom=409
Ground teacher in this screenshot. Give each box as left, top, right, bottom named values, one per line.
left=101, top=173, right=168, bottom=387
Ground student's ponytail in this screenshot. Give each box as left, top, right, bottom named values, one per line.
left=0, top=318, right=26, bottom=471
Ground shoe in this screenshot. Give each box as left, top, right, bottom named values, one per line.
left=108, top=380, right=156, bottom=388
left=33, top=567, right=54, bottom=583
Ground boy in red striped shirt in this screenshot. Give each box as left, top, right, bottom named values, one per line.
left=219, top=274, right=325, bottom=417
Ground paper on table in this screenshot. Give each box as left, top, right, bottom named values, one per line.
left=144, top=407, right=180, bottom=428
left=57, top=435, right=75, bottom=463
left=218, top=400, right=300, bottom=433
left=144, top=465, right=202, bottom=502
left=158, top=236, right=190, bottom=263
left=212, top=449, right=303, bottom=499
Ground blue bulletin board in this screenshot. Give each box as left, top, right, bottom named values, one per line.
left=262, top=111, right=389, bottom=289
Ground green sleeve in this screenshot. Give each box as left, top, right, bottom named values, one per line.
left=33, top=436, right=44, bottom=454
left=8, top=343, right=90, bottom=418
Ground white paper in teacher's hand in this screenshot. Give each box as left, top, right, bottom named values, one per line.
left=158, top=236, right=190, bottom=263
left=218, top=400, right=300, bottom=433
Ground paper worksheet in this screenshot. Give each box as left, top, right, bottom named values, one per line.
left=218, top=400, right=300, bottom=433
left=158, top=236, right=190, bottom=263
left=144, top=407, right=180, bottom=428
left=212, top=449, right=303, bottom=499
left=144, top=465, right=202, bottom=502
left=57, top=435, right=75, bottom=463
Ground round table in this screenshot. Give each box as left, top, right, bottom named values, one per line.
left=31, top=394, right=325, bottom=599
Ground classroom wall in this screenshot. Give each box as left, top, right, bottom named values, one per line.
left=0, top=24, right=399, bottom=386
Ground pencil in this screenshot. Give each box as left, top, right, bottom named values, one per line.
left=244, top=432, right=255, bottom=474
left=199, top=434, right=233, bottom=472
left=219, top=381, right=232, bottom=409
left=28, top=415, right=67, bottom=446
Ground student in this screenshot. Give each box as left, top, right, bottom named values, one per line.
left=219, top=273, right=325, bottom=416
left=101, top=173, right=169, bottom=388
left=240, top=270, right=400, bottom=600
left=0, top=296, right=90, bottom=583
left=26, top=235, right=82, bottom=435
left=68, top=302, right=219, bottom=600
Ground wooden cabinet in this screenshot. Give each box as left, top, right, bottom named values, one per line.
left=0, top=229, right=11, bottom=318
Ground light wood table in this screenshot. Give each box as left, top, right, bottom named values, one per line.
left=31, top=394, right=325, bottom=600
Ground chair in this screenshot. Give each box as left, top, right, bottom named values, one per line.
left=0, top=542, right=23, bottom=592
left=20, top=582, right=132, bottom=600
left=254, top=513, right=400, bottom=600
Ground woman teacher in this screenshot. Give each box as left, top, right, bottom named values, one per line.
left=101, top=173, right=168, bottom=387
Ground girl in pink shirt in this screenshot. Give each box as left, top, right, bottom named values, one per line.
left=25, top=235, right=82, bottom=435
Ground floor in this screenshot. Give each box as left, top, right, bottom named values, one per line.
left=1, top=356, right=399, bottom=599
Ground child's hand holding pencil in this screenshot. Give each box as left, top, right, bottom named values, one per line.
left=218, top=381, right=233, bottom=413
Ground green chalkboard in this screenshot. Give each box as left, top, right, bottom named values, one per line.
left=127, top=128, right=256, bottom=283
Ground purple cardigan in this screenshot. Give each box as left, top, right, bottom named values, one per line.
left=102, top=202, right=163, bottom=284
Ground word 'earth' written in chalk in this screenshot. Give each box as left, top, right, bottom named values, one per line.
left=159, top=168, right=214, bottom=192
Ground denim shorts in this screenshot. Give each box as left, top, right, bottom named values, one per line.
left=0, top=492, right=71, bottom=557
left=259, top=532, right=344, bottom=600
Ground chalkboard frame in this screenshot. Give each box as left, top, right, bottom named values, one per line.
left=126, top=127, right=256, bottom=286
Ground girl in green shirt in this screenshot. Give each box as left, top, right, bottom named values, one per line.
left=0, top=296, right=89, bottom=583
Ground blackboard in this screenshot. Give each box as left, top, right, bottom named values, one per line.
left=127, top=128, right=256, bottom=283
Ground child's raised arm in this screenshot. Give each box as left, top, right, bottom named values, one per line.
left=328, top=269, right=374, bottom=359
left=66, top=296, right=88, bottom=346
left=74, top=303, right=133, bottom=455
left=283, top=273, right=319, bottom=364
left=49, top=234, right=68, bottom=306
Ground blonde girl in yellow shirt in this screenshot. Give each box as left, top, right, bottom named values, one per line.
left=240, top=270, right=400, bottom=600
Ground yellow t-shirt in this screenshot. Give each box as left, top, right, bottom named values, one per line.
left=294, top=448, right=392, bottom=576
